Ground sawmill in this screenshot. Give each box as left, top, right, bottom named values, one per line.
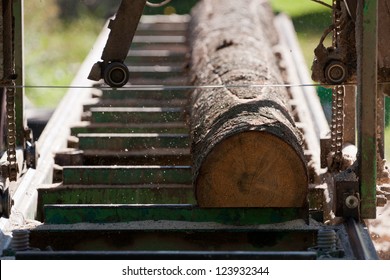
left=0, top=0, right=389, bottom=259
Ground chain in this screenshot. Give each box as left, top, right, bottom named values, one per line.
left=329, top=0, right=345, bottom=171
left=330, top=85, right=345, bottom=169
left=5, top=84, right=18, bottom=181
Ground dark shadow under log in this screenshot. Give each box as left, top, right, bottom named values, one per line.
left=189, top=0, right=308, bottom=207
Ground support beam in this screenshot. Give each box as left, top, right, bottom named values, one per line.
left=356, top=0, right=378, bottom=219
left=13, top=0, right=26, bottom=147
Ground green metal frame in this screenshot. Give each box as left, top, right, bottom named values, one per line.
left=36, top=184, right=196, bottom=220
left=43, top=204, right=308, bottom=225
left=357, top=0, right=378, bottom=219
left=62, top=165, right=192, bottom=185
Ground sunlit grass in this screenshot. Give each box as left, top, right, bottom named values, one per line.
left=270, top=0, right=331, bottom=17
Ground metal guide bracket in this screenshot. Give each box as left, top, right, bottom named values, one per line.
left=88, top=0, right=147, bottom=87
left=334, top=171, right=360, bottom=219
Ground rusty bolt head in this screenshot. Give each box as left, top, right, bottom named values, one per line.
left=345, top=195, right=359, bottom=209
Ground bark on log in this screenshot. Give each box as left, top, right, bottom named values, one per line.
left=189, top=0, right=308, bottom=207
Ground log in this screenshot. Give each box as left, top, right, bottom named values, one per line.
left=189, top=0, right=308, bottom=207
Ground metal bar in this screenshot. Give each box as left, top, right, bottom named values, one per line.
left=129, top=77, right=188, bottom=86
left=71, top=122, right=188, bottom=135
left=139, top=14, right=191, bottom=24
left=84, top=98, right=187, bottom=110
left=36, top=184, right=195, bottom=220
left=127, top=49, right=187, bottom=61
left=101, top=89, right=189, bottom=100
left=13, top=0, right=26, bottom=147
left=16, top=250, right=317, bottom=260
left=356, top=0, right=378, bottom=219
left=62, top=165, right=192, bottom=185
left=128, top=65, right=186, bottom=79
left=2, top=0, right=13, bottom=81
left=135, top=28, right=187, bottom=37
left=78, top=133, right=189, bottom=150
left=90, top=107, right=184, bottom=123
left=101, top=0, right=146, bottom=62
left=82, top=148, right=191, bottom=166
left=346, top=218, right=379, bottom=259
left=43, top=204, right=306, bottom=225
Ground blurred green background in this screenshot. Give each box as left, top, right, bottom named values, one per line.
left=24, top=0, right=389, bottom=159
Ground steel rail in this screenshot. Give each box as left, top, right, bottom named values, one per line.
left=15, top=250, right=317, bottom=260
left=345, top=218, right=378, bottom=259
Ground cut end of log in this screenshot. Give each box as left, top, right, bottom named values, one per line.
left=196, top=131, right=308, bottom=207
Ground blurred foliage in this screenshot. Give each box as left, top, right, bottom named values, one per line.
left=24, top=0, right=105, bottom=107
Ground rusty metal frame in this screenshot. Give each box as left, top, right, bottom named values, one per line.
left=13, top=0, right=26, bottom=148
left=88, top=0, right=146, bottom=87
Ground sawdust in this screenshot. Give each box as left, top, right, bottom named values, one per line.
left=28, top=218, right=322, bottom=232
left=367, top=203, right=390, bottom=259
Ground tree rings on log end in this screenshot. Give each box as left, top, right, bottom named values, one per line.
left=195, top=131, right=308, bottom=208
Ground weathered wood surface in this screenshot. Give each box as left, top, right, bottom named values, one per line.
left=189, top=0, right=308, bottom=207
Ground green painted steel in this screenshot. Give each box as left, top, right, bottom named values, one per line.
left=78, top=133, right=189, bottom=151
left=62, top=165, right=192, bottom=185
left=82, top=149, right=191, bottom=166
left=101, top=89, right=189, bottom=100
left=83, top=99, right=186, bottom=111
left=356, top=0, right=378, bottom=218
left=90, top=107, right=184, bottom=123
left=128, top=66, right=186, bottom=79
left=71, top=123, right=188, bottom=135
left=44, top=204, right=306, bottom=225
left=125, top=50, right=186, bottom=64
left=37, top=184, right=195, bottom=221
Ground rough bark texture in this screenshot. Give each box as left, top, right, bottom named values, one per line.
left=189, top=0, right=308, bottom=207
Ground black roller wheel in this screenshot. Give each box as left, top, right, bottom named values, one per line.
left=325, top=60, right=348, bottom=85
left=103, top=62, right=130, bottom=88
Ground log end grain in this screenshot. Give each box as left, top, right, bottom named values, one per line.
left=195, top=131, right=308, bottom=207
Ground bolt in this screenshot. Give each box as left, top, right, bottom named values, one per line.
left=317, top=228, right=337, bottom=250
left=11, top=229, right=30, bottom=251
left=345, top=195, right=359, bottom=209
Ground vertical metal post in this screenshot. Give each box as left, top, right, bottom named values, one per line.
left=13, top=0, right=26, bottom=147
left=356, top=0, right=378, bottom=219
left=0, top=2, right=3, bottom=79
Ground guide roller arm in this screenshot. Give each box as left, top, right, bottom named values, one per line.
left=88, top=0, right=147, bottom=87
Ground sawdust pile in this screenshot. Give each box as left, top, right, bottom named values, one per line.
left=368, top=203, right=390, bottom=259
